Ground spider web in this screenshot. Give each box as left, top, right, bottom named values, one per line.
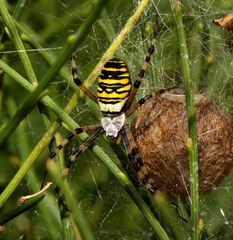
left=2, top=0, right=233, bottom=239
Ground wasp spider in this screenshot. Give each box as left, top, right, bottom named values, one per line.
left=49, top=26, right=163, bottom=194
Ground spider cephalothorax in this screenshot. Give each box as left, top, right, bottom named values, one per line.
left=49, top=30, right=158, bottom=193
left=101, top=113, right=126, bottom=138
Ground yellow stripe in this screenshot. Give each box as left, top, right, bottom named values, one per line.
left=119, top=72, right=130, bottom=77
left=118, top=85, right=131, bottom=91
left=102, top=67, right=128, bottom=72
left=99, top=99, right=120, bottom=103
left=98, top=78, right=130, bottom=85
left=109, top=59, right=124, bottom=63
left=98, top=99, right=128, bottom=113
left=97, top=91, right=129, bottom=99
left=97, top=84, right=131, bottom=94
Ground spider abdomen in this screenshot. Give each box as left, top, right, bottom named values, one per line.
left=97, top=59, right=131, bottom=114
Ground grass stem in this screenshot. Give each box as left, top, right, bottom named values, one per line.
left=0, top=0, right=37, bottom=85
left=0, top=0, right=107, bottom=145
left=172, top=1, right=199, bottom=239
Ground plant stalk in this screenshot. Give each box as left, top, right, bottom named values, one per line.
left=172, top=1, right=199, bottom=239
left=0, top=0, right=108, bottom=145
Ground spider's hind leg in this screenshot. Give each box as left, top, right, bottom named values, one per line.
left=126, top=89, right=166, bottom=117
left=121, top=124, right=157, bottom=194
left=71, top=53, right=98, bottom=103
left=126, top=21, right=157, bottom=110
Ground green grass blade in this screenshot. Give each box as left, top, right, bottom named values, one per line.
left=0, top=0, right=108, bottom=145
left=171, top=2, right=199, bottom=239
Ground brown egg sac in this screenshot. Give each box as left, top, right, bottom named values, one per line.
left=131, top=92, right=233, bottom=198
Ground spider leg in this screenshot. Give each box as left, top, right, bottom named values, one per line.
left=126, top=94, right=153, bottom=116
left=125, top=23, right=157, bottom=110
left=126, top=87, right=178, bottom=117
left=51, top=126, right=104, bottom=210
left=71, top=53, right=98, bottom=103
left=121, top=124, right=157, bottom=194
left=49, top=124, right=101, bottom=162
left=62, top=127, right=105, bottom=177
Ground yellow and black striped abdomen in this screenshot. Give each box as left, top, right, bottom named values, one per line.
left=97, top=59, right=131, bottom=114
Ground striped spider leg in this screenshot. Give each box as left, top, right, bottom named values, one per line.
left=48, top=21, right=159, bottom=195
left=48, top=124, right=102, bottom=177
left=121, top=124, right=157, bottom=193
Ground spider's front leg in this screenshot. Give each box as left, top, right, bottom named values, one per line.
left=62, top=127, right=105, bottom=177
left=41, top=124, right=101, bottom=187
left=121, top=124, right=157, bottom=194
left=47, top=123, right=105, bottom=179
left=49, top=124, right=101, bottom=164
left=52, top=125, right=104, bottom=209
